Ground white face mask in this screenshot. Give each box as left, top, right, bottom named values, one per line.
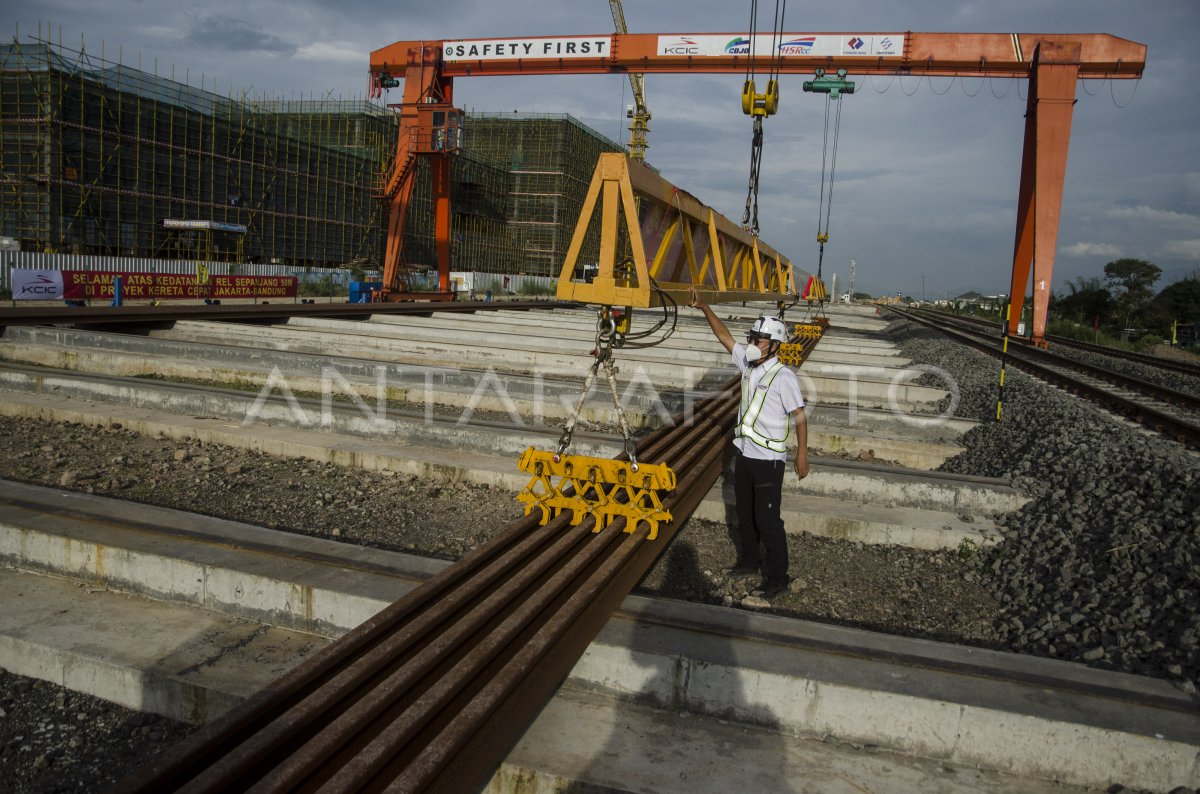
left=745, top=345, right=762, bottom=363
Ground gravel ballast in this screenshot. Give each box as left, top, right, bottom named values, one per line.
left=891, top=320, right=1199, bottom=693
left=0, top=317, right=1197, bottom=791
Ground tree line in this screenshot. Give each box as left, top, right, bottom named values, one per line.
left=1050, top=259, right=1199, bottom=346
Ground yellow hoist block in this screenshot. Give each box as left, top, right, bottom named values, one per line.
left=516, top=448, right=677, bottom=540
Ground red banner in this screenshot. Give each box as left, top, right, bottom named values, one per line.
left=62, top=271, right=298, bottom=301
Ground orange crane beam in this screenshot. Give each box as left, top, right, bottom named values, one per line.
left=370, top=32, right=1146, bottom=340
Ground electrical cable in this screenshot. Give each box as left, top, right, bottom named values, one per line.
left=1109, top=76, right=1138, bottom=109
left=959, top=75, right=985, bottom=98
left=618, top=276, right=678, bottom=348
left=990, top=75, right=1014, bottom=99
left=927, top=75, right=955, bottom=96
left=867, top=73, right=897, bottom=94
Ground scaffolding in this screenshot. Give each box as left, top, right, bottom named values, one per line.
left=0, top=32, right=631, bottom=278
left=0, top=36, right=395, bottom=267
left=403, top=149, right=523, bottom=275
left=420, top=113, right=625, bottom=278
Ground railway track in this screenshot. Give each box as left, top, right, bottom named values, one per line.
left=4, top=318, right=1195, bottom=791
left=103, top=325, right=828, bottom=791
left=888, top=307, right=1200, bottom=448
left=3, top=475, right=1195, bottom=792
left=920, top=308, right=1200, bottom=381
left=114, top=375, right=739, bottom=793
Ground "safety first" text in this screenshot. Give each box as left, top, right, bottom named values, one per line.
left=443, top=38, right=609, bottom=60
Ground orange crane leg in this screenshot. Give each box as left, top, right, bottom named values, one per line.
left=1007, top=42, right=1080, bottom=346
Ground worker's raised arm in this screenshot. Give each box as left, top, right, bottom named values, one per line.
left=689, top=285, right=735, bottom=353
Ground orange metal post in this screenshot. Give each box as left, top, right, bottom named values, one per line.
left=384, top=174, right=417, bottom=291
left=432, top=153, right=453, bottom=293
left=1007, top=42, right=1080, bottom=345
left=379, top=47, right=456, bottom=300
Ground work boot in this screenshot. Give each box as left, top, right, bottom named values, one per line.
left=759, top=578, right=790, bottom=600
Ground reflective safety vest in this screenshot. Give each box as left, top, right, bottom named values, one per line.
left=736, top=359, right=790, bottom=453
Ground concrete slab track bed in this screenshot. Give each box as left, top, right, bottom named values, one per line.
left=0, top=303, right=1194, bottom=791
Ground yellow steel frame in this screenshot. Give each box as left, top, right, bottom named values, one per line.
left=557, top=153, right=821, bottom=308
left=801, top=274, right=828, bottom=302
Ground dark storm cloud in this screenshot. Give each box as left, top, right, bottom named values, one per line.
left=187, top=14, right=296, bottom=56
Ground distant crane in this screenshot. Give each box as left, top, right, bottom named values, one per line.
left=608, top=0, right=650, bottom=161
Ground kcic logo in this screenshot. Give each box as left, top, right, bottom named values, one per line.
left=662, top=36, right=699, bottom=55
left=19, top=275, right=58, bottom=296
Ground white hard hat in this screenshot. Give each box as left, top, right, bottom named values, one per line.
left=748, top=315, right=788, bottom=343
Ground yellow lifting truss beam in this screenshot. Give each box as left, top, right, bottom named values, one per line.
left=557, top=153, right=820, bottom=309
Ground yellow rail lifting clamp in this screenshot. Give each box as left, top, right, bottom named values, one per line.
left=515, top=449, right=676, bottom=539
left=792, top=321, right=827, bottom=339
left=515, top=306, right=677, bottom=539
left=777, top=321, right=828, bottom=366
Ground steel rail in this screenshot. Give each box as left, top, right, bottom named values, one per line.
left=115, top=378, right=740, bottom=793
left=116, top=330, right=823, bottom=793
left=1041, top=332, right=1200, bottom=380
left=918, top=308, right=1200, bottom=380
left=6, top=476, right=1193, bottom=719
left=889, top=307, right=1200, bottom=448
left=0, top=300, right=573, bottom=328
left=907, top=310, right=1200, bottom=412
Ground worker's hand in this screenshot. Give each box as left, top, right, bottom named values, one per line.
left=794, top=455, right=810, bottom=480
left=688, top=285, right=703, bottom=309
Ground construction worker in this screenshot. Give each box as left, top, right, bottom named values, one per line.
left=689, top=286, right=809, bottom=599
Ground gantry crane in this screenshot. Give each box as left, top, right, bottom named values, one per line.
left=608, top=0, right=651, bottom=161
left=370, top=31, right=1145, bottom=345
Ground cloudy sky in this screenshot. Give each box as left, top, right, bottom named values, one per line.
left=7, top=1, right=1198, bottom=298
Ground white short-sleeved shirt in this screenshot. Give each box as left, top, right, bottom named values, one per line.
left=731, top=343, right=805, bottom=461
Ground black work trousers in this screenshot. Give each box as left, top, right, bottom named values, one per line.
left=732, top=453, right=788, bottom=585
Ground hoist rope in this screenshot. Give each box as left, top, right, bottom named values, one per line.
left=816, top=94, right=842, bottom=243
left=743, top=118, right=764, bottom=234
left=740, top=0, right=786, bottom=236
left=767, top=0, right=787, bottom=82
left=814, top=91, right=843, bottom=280
left=744, top=0, right=758, bottom=82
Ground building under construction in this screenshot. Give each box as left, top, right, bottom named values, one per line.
left=0, top=36, right=625, bottom=277
left=405, top=113, right=624, bottom=277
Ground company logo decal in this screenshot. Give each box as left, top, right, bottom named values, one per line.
left=725, top=37, right=751, bottom=54
left=18, top=275, right=57, bottom=296
left=662, top=36, right=699, bottom=55
left=778, top=36, right=816, bottom=55
left=847, top=37, right=865, bottom=50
